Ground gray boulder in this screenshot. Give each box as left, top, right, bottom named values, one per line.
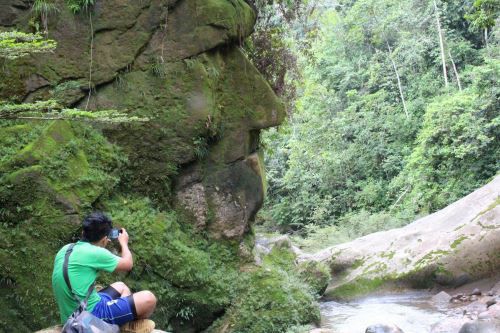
left=466, top=301, right=488, bottom=315
left=489, top=281, right=500, bottom=295
left=458, top=320, right=500, bottom=333
left=432, top=291, right=452, bottom=304
left=315, top=176, right=500, bottom=300
left=431, top=318, right=472, bottom=333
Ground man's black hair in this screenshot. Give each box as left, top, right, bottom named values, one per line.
left=82, top=212, right=113, bottom=242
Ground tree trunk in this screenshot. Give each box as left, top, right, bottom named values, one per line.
left=448, top=50, right=462, bottom=91
left=433, top=0, right=448, bottom=87
left=386, top=42, right=409, bottom=119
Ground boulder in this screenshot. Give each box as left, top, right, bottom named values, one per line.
left=314, top=176, right=500, bottom=300
left=458, top=320, right=500, bottom=333
left=431, top=291, right=452, bottom=304
left=431, top=318, right=472, bottom=333
left=485, top=298, right=497, bottom=308
left=486, top=304, right=500, bottom=318
left=489, top=281, right=500, bottom=295
left=471, top=288, right=482, bottom=296
left=465, top=301, right=488, bottom=315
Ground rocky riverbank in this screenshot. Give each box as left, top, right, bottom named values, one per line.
left=275, top=175, right=500, bottom=333
left=298, top=175, right=500, bottom=301
left=307, top=276, right=500, bottom=333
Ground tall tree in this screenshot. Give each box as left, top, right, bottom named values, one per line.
left=433, top=0, right=449, bottom=87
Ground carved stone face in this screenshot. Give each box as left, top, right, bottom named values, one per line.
left=1, top=0, right=284, bottom=241
left=85, top=0, right=285, bottom=240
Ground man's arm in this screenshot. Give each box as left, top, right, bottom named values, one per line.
left=114, top=228, right=133, bottom=272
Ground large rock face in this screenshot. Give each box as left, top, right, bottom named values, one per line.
left=1, top=0, right=284, bottom=240
left=0, top=1, right=296, bottom=332
left=300, top=175, right=500, bottom=300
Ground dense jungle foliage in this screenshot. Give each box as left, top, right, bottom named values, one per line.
left=251, top=0, right=500, bottom=246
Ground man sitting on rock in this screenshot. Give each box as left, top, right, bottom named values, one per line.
left=52, top=212, right=157, bottom=333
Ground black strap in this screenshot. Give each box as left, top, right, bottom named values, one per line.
left=63, top=243, right=95, bottom=310
left=63, top=244, right=76, bottom=292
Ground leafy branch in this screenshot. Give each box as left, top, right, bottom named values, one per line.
left=0, top=31, right=57, bottom=59
left=0, top=100, right=149, bottom=123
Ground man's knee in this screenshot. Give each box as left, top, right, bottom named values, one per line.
left=133, top=290, right=157, bottom=318
left=143, top=290, right=157, bottom=307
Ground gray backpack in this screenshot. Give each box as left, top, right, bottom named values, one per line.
left=61, top=243, right=119, bottom=333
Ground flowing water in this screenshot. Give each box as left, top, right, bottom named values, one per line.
left=320, top=291, right=460, bottom=333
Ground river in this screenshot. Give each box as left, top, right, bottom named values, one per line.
left=320, top=291, right=460, bottom=333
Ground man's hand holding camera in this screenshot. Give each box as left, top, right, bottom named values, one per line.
left=117, top=228, right=129, bottom=246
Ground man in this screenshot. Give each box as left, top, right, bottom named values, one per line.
left=52, top=212, right=156, bottom=332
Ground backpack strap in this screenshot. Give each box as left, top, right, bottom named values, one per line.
left=63, top=243, right=95, bottom=310
left=63, top=244, right=76, bottom=292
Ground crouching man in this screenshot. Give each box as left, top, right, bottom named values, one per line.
left=52, top=212, right=156, bottom=332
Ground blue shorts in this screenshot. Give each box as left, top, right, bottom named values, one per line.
left=91, top=286, right=137, bottom=325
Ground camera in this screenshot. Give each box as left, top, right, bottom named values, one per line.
left=108, top=228, right=122, bottom=240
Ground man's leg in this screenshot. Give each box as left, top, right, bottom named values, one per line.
left=111, top=283, right=156, bottom=318
left=132, top=291, right=157, bottom=319
left=110, top=281, right=132, bottom=297
left=98, top=281, right=131, bottom=300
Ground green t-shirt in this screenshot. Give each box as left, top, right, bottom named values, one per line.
left=52, top=241, right=120, bottom=323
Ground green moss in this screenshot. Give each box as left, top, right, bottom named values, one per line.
left=0, top=122, right=47, bottom=168
left=414, top=250, right=450, bottom=268
left=0, top=2, right=287, bottom=331
left=450, top=235, right=469, bottom=249
left=262, top=241, right=296, bottom=270
left=0, top=119, right=128, bottom=330
left=195, top=0, right=256, bottom=39
left=100, top=195, right=320, bottom=332
left=217, top=47, right=285, bottom=125
left=297, top=261, right=331, bottom=296
left=471, top=196, right=500, bottom=222
left=100, top=196, right=238, bottom=330
left=325, top=277, right=386, bottom=300
left=0, top=196, right=81, bottom=329
left=206, top=268, right=320, bottom=333
left=3, top=121, right=76, bottom=171
left=364, top=262, right=388, bottom=275
left=0, top=60, right=35, bottom=101
left=478, top=221, right=499, bottom=229
left=97, top=60, right=218, bottom=201
left=325, top=262, right=455, bottom=300
left=380, top=251, right=395, bottom=260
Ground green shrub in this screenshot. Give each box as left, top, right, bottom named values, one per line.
left=64, top=0, right=94, bottom=13
left=207, top=268, right=320, bottom=333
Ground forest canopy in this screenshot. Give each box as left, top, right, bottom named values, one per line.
left=251, top=0, right=499, bottom=242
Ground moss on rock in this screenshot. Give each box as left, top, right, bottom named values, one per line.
left=206, top=268, right=320, bottom=333
left=0, top=121, right=125, bottom=330
left=1, top=0, right=289, bottom=331
left=324, top=277, right=386, bottom=301
left=297, top=261, right=331, bottom=296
